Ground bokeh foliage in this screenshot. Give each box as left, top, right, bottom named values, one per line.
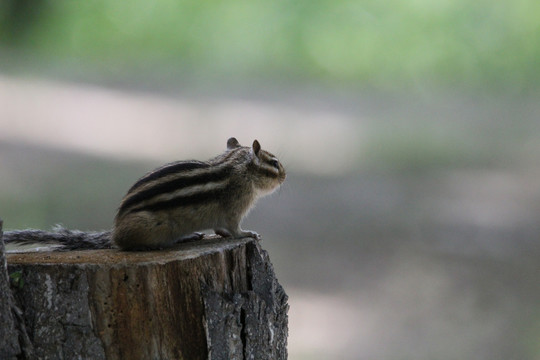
left=1, top=0, right=539, bottom=92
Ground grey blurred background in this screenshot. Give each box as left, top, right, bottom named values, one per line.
left=1, top=1, right=540, bottom=359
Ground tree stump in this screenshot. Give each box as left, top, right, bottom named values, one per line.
left=0, top=220, right=22, bottom=360
left=2, top=228, right=288, bottom=360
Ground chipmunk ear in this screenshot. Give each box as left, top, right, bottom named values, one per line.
left=227, top=137, right=241, bottom=149
left=252, top=140, right=261, bottom=156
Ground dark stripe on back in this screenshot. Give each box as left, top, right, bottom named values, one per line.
left=210, top=147, right=246, bottom=166
left=119, top=165, right=234, bottom=216
left=128, top=161, right=209, bottom=193
left=129, top=185, right=229, bottom=214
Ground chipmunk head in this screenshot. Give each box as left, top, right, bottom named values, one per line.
left=227, top=137, right=286, bottom=195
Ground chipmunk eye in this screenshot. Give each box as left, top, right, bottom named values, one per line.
left=269, top=159, right=280, bottom=169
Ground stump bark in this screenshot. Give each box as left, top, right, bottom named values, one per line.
left=1, top=228, right=288, bottom=360
left=0, top=220, right=22, bottom=360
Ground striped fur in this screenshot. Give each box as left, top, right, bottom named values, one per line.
left=112, top=138, right=285, bottom=250
left=117, top=163, right=232, bottom=217
left=126, top=161, right=209, bottom=193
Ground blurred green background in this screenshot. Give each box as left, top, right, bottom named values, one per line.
left=2, top=0, right=540, bottom=93
left=1, top=1, right=540, bottom=359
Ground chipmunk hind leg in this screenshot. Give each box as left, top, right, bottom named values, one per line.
left=113, top=213, right=176, bottom=250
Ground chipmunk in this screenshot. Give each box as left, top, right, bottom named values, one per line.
left=3, top=138, right=286, bottom=251
left=112, top=137, right=286, bottom=250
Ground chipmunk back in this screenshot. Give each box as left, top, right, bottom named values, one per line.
left=112, top=137, right=286, bottom=250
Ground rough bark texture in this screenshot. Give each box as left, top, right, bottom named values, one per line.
left=0, top=220, right=22, bottom=360
left=5, top=235, right=288, bottom=360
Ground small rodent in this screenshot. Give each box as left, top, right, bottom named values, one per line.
left=3, top=137, right=286, bottom=251
left=112, top=137, right=286, bottom=250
